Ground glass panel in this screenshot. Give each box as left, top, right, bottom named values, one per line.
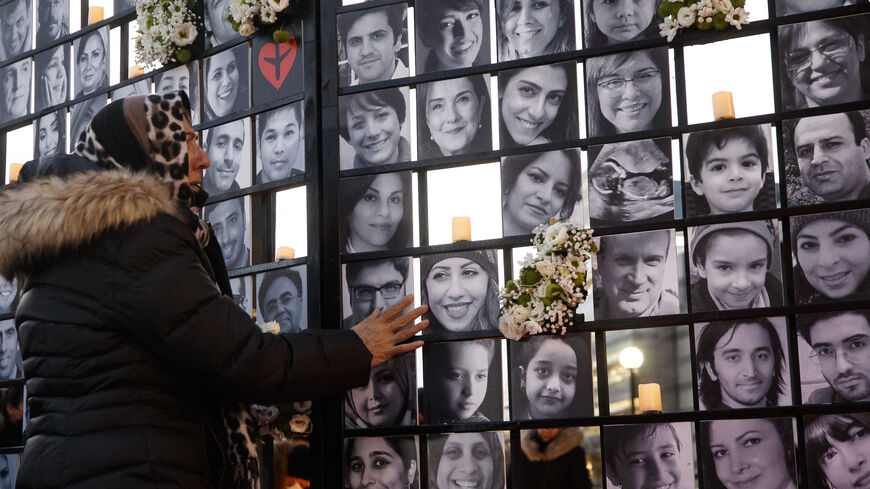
left=426, top=162, right=501, bottom=245
left=274, top=185, right=308, bottom=258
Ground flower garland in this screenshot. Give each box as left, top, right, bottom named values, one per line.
left=134, top=0, right=199, bottom=67
left=658, top=0, right=750, bottom=42
left=227, top=0, right=302, bottom=42
left=498, top=218, right=596, bottom=341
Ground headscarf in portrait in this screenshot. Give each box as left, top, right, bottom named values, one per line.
left=345, top=436, right=420, bottom=489
left=420, top=249, right=500, bottom=334
left=344, top=353, right=416, bottom=428
left=417, top=75, right=492, bottom=159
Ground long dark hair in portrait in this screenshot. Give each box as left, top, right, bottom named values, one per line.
left=204, top=45, right=249, bottom=121
left=582, top=0, right=660, bottom=48
left=495, top=0, right=574, bottom=61
left=344, top=436, right=420, bottom=489
left=498, top=62, right=579, bottom=149
left=501, top=149, right=582, bottom=235
left=805, top=413, right=870, bottom=489
left=33, top=110, right=66, bottom=158
left=427, top=431, right=505, bottom=489
left=417, top=75, right=492, bottom=159
left=74, top=29, right=109, bottom=98
left=344, top=353, right=416, bottom=428
left=416, top=0, right=490, bottom=73
left=420, top=250, right=500, bottom=334
left=339, top=172, right=413, bottom=252
left=696, top=318, right=786, bottom=410
left=35, top=44, right=68, bottom=111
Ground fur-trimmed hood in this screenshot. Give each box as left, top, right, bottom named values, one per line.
left=0, top=170, right=188, bottom=279
left=520, top=427, right=585, bottom=462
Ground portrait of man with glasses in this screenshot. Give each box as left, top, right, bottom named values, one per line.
left=343, top=257, right=411, bottom=329
left=257, top=267, right=306, bottom=333
left=779, top=14, right=870, bottom=110
left=797, top=309, right=870, bottom=404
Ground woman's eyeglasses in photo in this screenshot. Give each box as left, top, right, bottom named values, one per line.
left=785, top=35, right=854, bottom=73
left=596, top=69, right=661, bottom=93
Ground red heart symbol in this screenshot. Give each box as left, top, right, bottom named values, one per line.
left=257, top=38, right=297, bottom=91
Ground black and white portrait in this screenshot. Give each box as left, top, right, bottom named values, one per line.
left=0, top=454, right=17, bottom=489
left=339, top=86, right=411, bottom=170
left=34, top=44, right=68, bottom=111
left=415, top=0, right=490, bottom=74
left=0, top=0, right=32, bottom=62
left=695, top=317, right=791, bottom=410
left=498, top=62, right=579, bottom=149
left=417, top=75, right=492, bottom=159
left=111, top=79, right=150, bottom=100
left=256, top=102, right=304, bottom=184
left=73, top=28, right=109, bottom=99
left=688, top=220, right=783, bottom=312
left=36, top=0, right=68, bottom=47
left=0, top=319, right=20, bottom=382
left=592, top=229, right=680, bottom=320
left=203, top=196, right=251, bottom=270
left=501, top=149, right=582, bottom=236
left=33, top=109, right=66, bottom=158
left=783, top=111, right=870, bottom=206
left=154, top=63, right=200, bottom=125
left=777, top=0, right=868, bottom=16
left=427, top=431, right=506, bottom=489
left=684, top=124, right=777, bottom=216
left=340, top=171, right=413, bottom=253
left=587, top=47, right=671, bottom=138
left=252, top=19, right=303, bottom=107
left=256, top=265, right=307, bottom=333
left=229, top=275, right=252, bottom=317
left=70, top=94, right=106, bottom=143
left=421, top=250, right=500, bottom=335
left=804, top=413, right=870, bottom=489
left=0, top=384, right=23, bottom=447
left=588, top=138, right=673, bottom=227
left=0, top=58, right=31, bottom=123
left=345, top=436, right=420, bottom=489
left=0, top=278, right=16, bottom=315
left=344, top=353, right=417, bottom=428
left=342, top=257, right=413, bottom=329
left=797, top=309, right=870, bottom=404
left=790, top=209, right=870, bottom=304
left=583, top=0, right=660, bottom=48
left=203, top=118, right=252, bottom=196
left=603, top=422, right=695, bottom=489
left=204, top=0, right=240, bottom=48
left=778, top=14, right=870, bottom=110
left=699, top=418, right=797, bottom=489
left=424, top=339, right=503, bottom=423
left=495, top=0, right=574, bottom=61
left=337, top=3, right=409, bottom=87
left=203, top=45, right=249, bottom=122
left=509, top=332, right=593, bottom=420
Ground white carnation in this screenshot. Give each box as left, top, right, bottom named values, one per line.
left=239, top=22, right=256, bottom=36
left=173, top=22, right=197, bottom=46
left=535, top=259, right=556, bottom=277
left=499, top=314, right=526, bottom=341
left=676, top=6, right=696, bottom=27
left=712, top=0, right=732, bottom=13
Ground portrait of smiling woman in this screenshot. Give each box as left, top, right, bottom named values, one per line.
left=415, top=0, right=490, bottom=74
left=501, top=149, right=581, bottom=236
left=33, top=110, right=65, bottom=158
left=35, top=43, right=68, bottom=111
left=583, top=0, right=660, bottom=48
left=421, top=250, right=500, bottom=335
left=496, top=0, right=574, bottom=61
left=340, top=171, right=413, bottom=253
left=73, top=28, right=109, bottom=99
left=427, top=432, right=506, bottom=489
left=345, top=435, right=420, bottom=489
left=204, top=45, right=249, bottom=122
left=499, top=62, right=579, bottom=149
left=587, top=47, right=671, bottom=138
left=345, top=352, right=416, bottom=428
left=417, top=75, right=492, bottom=159
left=424, top=339, right=503, bottom=423
left=340, top=87, right=411, bottom=170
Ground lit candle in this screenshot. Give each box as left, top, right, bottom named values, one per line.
left=638, top=383, right=662, bottom=413
left=88, top=6, right=104, bottom=25
left=128, top=65, right=144, bottom=78
left=712, top=91, right=735, bottom=121
left=452, top=216, right=471, bottom=243
left=8, top=163, right=22, bottom=183
left=275, top=246, right=295, bottom=261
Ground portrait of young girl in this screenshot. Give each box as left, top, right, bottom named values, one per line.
left=582, top=0, right=660, bottom=48
left=423, top=339, right=503, bottom=423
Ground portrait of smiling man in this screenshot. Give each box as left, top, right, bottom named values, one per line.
left=787, top=111, right=870, bottom=205
left=36, top=0, right=67, bottom=47
left=337, top=3, right=409, bottom=87
left=203, top=118, right=250, bottom=196
left=343, top=258, right=411, bottom=329
left=258, top=267, right=306, bottom=333
left=798, top=309, right=870, bottom=404
left=0, top=58, right=30, bottom=123
left=204, top=197, right=250, bottom=270
left=0, top=0, right=31, bottom=62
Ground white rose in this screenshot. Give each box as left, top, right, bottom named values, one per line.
left=259, top=320, right=280, bottom=334
left=239, top=22, right=256, bottom=37
left=523, top=320, right=543, bottom=336
left=260, top=7, right=276, bottom=23
left=712, top=0, right=732, bottom=13
left=512, top=306, right=529, bottom=323
left=545, top=224, right=569, bottom=247
left=676, top=6, right=696, bottom=27
left=499, top=314, right=526, bottom=341
left=289, top=414, right=311, bottom=433
left=535, top=260, right=556, bottom=277
left=267, top=0, right=289, bottom=12
left=173, top=22, right=197, bottom=46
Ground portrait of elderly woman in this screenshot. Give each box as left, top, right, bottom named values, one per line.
left=428, top=432, right=506, bottom=489
left=421, top=250, right=500, bottom=335
left=73, top=28, right=109, bottom=99
left=345, top=436, right=420, bottom=489
left=417, top=75, right=492, bottom=159
left=339, top=87, right=411, bottom=170
left=498, top=62, right=579, bottom=149
left=0, top=59, right=31, bottom=123
left=34, top=110, right=66, bottom=158
left=256, top=102, right=305, bottom=184
left=587, top=47, right=671, bottom=138
left=415, top=0, right=490, bottom=74
left=0, top=0, right=31, bottom=63
left=583, top=0, right=660, bottom=48
left=501, top=149, right=582, bottom=237
left=804, top=413, right=870, bottom=489
left=424, top=339, right=503, bottom=423
left=345, top=352, right=416, bottom=428
left=36, top=0, right=67, bottom=47
left=495, top=0, right=574, bottom=61
left=778, top=14, right=870, bottom=110
left=204, top=45, right=249, bottom=122
left=588, top=138, right=673, bottom=227
left=340, top=172, right=413, bottom=253
left=155, top=63, right=199, bottom=124
left=35, top=44, right=68, bottom=111
left=700, top=418, right=797, bottom=489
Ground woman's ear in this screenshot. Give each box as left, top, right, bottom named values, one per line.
left=407, top=459, right=418, bottom=485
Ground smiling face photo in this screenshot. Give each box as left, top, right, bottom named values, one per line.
left=415, top=0, right=489, bottom=73
left=204, top=196, right=251, bottom=270
left=205, top=0, right=240, bottom=47
left=495, top=0, right=574, bottom=61
left=423, top=339, right=503, bottom=423
left=74, top=28, right=109, bottom=98
left=418, top=75, right=491, bottom=159
left=337, top=4, right=408, bottom=87
left=583, top=0, right=659, bottom=47
left=204, top=45, right=248, bottom=122
left=0, top=319, right=20, bottom=381
left=339, top=87, right=410, bottom=170
left=701, top=418, right=797, bottom=489
left=204, top=118, right=251, bottom=196
left=0, top=278, right=17, bottom=315
left=35, top=44, right=68, bottom=111
left=427, top=431, right=506, bottom=489
left=34, top=109, right=65, bottom=157
left=603, top=422, right=695, bottom=489
left=340, top=172, right=413, bottom=253
left=0, top=58, right=31, bottom=123
left=345, top=436, right=420, bottom=489
left=498, top=62, right=578, bottom=149
left=256, top=102, right=304, bottom=184
left=421, top=250, right=500, bottom=334
left=0, top=0, right=32, bottom=62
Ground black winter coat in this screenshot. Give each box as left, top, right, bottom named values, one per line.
left=511, top=428, right=592, bottom=489
left=0, top=170, right=372, bottom=489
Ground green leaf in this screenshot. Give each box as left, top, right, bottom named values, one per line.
left=545, top=283, right=563, bottom=299
left=176, top=48, right=191, bottom=63
left=712, top=12, right=728, bottom=30
left=518, top=293, right=531, bottom=307
left=696, top=19, right=712, bottom=30
left=519, top=267, right=543, bottom=286
left=505, top=280, right=518, bottom=293
left=273, top=29, right=290, bottom=43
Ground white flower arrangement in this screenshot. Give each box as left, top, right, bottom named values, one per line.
left=498, top=218, right=596, bottom=341
left=227, top=0, right=299, bottom=42
left=658, top=0, right=749, bottom=42
left=134, top=0, right=199, bottom=67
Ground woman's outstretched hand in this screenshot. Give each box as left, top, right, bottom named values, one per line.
left=351, top=295, right=428, bottom=367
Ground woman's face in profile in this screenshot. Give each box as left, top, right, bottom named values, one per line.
left=349, top=173, right=405, bottom=251
left=78, top=34, right=105, bottom=94
left=596, top=52, right=662, bottom=134
left=426, top=78, right=483, bottom=156
left=206, top=51, right=240, bottom=118
left=261, top=106, right=301, bottom=182
left=785, top=22, right=864, bottom=107
left=37, top=113, right=60, bottom=157
left=437, top=432, right=494, bottom=489
left=426, top=257, right=489, bottom=332
left=501, top=65, right=567, bottom=145
left=504, top=151, right=572, bottom=234
left=523, top=338, right=577, bottom=418
left=708, top=419, right=792, bottom=489
left=0, top=277, right=14, bottom=313
left=350, top=362, right=405, bottom=427
left=591, top=0, right=657, bottom=43
left=795, top=218, right=870, bottom=299
left=347, top=100, right=403, bottom=166
left=433, top=7, right=484, bottom=69
left=502, top=0, right=562, bottom=58
left=347, top=437, right=410, bottom=489
left=45, top=46, right=67, bottom=103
